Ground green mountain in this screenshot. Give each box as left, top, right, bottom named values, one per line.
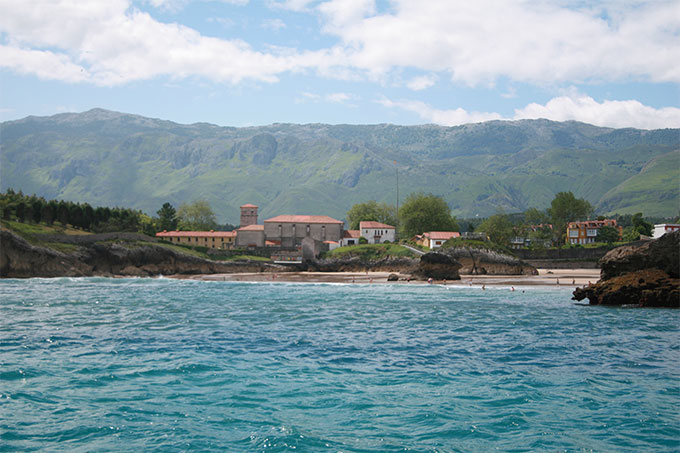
left=1, top=108, right=678, bottom=223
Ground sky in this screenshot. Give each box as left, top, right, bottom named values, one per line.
left=1, top=0, right=679, bottom=129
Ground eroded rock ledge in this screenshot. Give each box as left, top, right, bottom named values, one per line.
left=572, top=231, right=679, bottom=308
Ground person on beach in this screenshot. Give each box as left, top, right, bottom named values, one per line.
left=511, top=286, right=515, bottom=292
left=482, top=284, right=486, bottom=290
left=428, top=278, right=433, bottom=284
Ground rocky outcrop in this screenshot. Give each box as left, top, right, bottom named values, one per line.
left=444, top=246, right=537, bottom=275
left=572, top=231, right=679, bottom=308
left=0, top=230, right=283, bottom=278
left=307, top=256, right=419, bottom=273
left=411, top=252, right=462, bottom=280
left=308, top=253, right=462, bottom=280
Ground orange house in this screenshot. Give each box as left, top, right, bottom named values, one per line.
left=566, top=219, right=621, bottom=244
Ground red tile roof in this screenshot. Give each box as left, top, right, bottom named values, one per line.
left=240, top=203, right=258, bottom=208
left=360, top=221, right=395, bottom=229
left=343, top=229, right=361, bottom=238
left=238, top=224, right=265, bottom=231
left=424, top=231, right=460, bottom=240
left=156, top=230, right=236, bottom=238
left=264, top=215, right=343, bottom=224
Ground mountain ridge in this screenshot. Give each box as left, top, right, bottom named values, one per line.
left=2, top=109, right=678, bottom=223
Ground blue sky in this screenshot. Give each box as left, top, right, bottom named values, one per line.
left=1, top=0, right=679, bottom=129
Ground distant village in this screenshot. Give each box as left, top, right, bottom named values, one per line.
left=156, top=203, right=680, bottom=261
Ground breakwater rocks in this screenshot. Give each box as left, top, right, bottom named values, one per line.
left=444, top=247, right=537, bottom=275
left=0, top=230, right=283, bottom=278
left=572, top=231, right=679, bottom=308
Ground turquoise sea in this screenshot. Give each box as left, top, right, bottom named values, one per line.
left=1, top=277, right=678, bottom=452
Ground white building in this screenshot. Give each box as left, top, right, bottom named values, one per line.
left=653, top=224, right=680, bottom=239
left=340, top=230, right=361, bottom=247
left=359, top=221, right=396, bottom=244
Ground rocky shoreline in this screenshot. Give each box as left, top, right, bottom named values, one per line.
left=1, top=229, right=538, bottom=281
left=572, top=231, right=679, bottom=308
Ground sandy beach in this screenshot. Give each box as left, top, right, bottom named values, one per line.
left=183, top=268, right=600, bottom=287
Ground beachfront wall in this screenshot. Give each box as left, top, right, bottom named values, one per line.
left=263, top=215, right=343, bottom=248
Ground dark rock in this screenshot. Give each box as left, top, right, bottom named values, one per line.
left=308, top=256, right=419, bottom=273
left=387, top=273, right=399, bottom=281
left=413, top=252, right=462, bottom=280
left=572, top=231, right=680, bottom=308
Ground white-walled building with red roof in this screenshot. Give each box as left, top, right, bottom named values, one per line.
left=415, top=231, right=461, bottom=249
left=359, top=221, right=396, bottom=244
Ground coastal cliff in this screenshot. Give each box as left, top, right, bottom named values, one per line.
left=0, top=230, right=282, bottom=278
left=572, top=231, right=679, bottom=308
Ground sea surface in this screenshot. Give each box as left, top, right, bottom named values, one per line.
left=1, top=277, right=678, bottom=452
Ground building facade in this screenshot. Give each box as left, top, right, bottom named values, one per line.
left=566, top=219, right=621, bottom=244
left=156, top=230, right=236, bottom=249
left=263, top=215, right=344, bottom=248
left=359, top=221, right=396, bottom=244
left=235, top=224, right=265, bottom=247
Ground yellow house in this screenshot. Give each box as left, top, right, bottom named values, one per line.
left=156, top=230, right=236, bottom=249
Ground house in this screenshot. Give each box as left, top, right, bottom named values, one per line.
left=566, top=219, right=622, bottom=244
left=156, top=230, right=236, bottom=249
left=359, top=221, right=396, bottom=244
left=340, top=229, right=361, bottom=246
left=653, top=224, right=680, bottom=239
left=416, top=231, right=461, bottom=249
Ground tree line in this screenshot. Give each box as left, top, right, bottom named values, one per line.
left=0, top=189, right=234, bottom=235
left=1, top=189, right=151, bottom=233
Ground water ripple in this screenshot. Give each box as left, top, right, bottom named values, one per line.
left=1, top=278, right=678, bottom=451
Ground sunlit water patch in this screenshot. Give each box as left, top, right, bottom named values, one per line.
left=1, top=278, right=678, bottom=451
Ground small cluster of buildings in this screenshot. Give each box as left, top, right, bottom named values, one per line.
left=156, top=203, right=680, bottom=257
left=156, top=203, right=464, bottom=259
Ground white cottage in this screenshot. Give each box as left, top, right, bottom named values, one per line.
left=359, top=221, right=396, bottom=244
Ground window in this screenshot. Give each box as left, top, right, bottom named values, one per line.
left=569, top=230, right=579, bottom=238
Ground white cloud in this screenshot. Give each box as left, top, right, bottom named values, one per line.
left=378, top=97, right=502, bottom=125
left=0, top=0, right=677, bottom=91
left=0, top=0, right=327, bottom=86
left=406, top=75, right=436, bottom=91
left=0, top=45, right=90, bottom=83
left=299, top=91, right=358, bottom=104
left=514, top=93, right=680, bottom=129
left=380, top=93, right=680, bottom=129
left=320, top=0, right=680, bottom=85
